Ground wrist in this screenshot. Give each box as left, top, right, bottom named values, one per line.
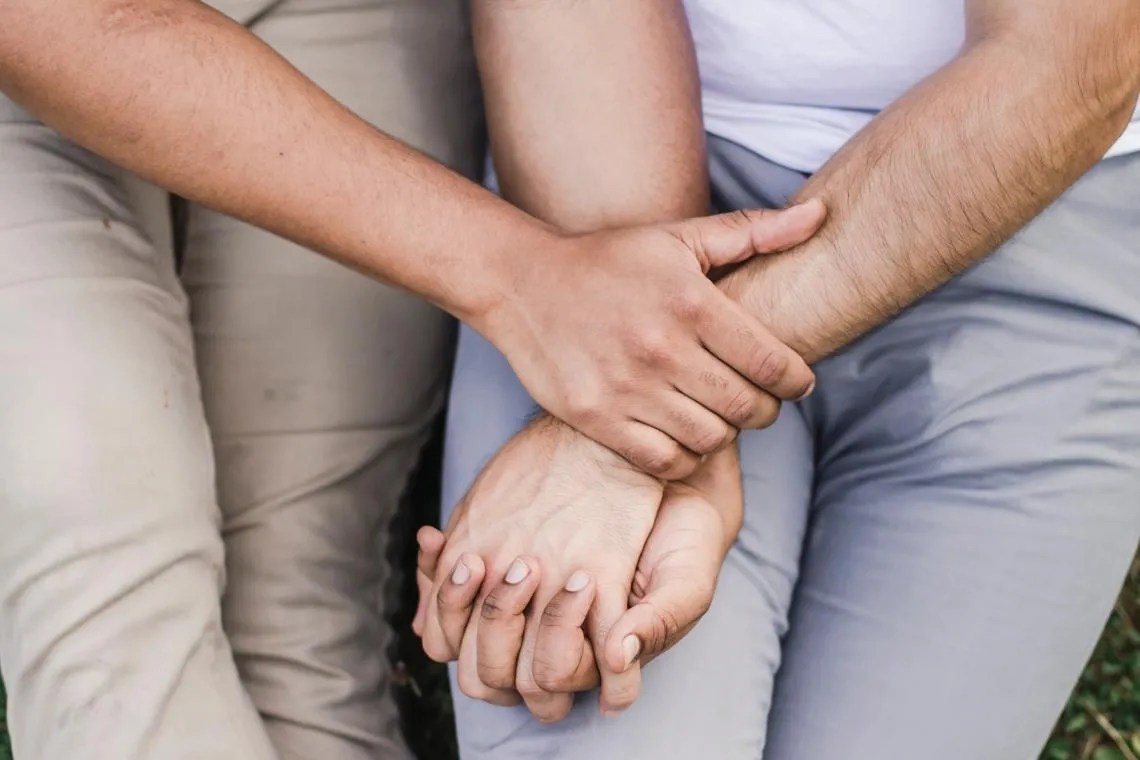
left=717, top=241, right=834, bottom=364
left=530, top=411, right=665, bottom=489
left=456, top=214, right=568, bottom=340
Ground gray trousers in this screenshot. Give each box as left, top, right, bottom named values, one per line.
left=442, top=138, right=1140, bottom=759
left=0, top=1, right=482, bottom=758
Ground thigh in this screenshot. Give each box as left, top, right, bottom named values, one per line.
left=0, top=96, right=275, bottom=760
left=766, top=153, right=1140, bottom=760
left=442, top=327, right=816, bottom=760
left=181, top=2, right=484, bottom=758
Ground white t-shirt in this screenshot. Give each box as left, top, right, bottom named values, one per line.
left=683, top=0, right=1140, bottom=173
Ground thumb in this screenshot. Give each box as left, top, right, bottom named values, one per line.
left=603, top=571, right=713, bottom=670
left=672, top=198, right=826, bottom=272
left=587, top=584, right=643, bottom=716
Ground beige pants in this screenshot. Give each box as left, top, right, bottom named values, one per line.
left=0, top=1, right=483, bottom=758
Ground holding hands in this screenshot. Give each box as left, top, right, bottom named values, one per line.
left=479, top=201, right=825, bottom=479
left=414, top=420, right=742, bottom=721
left=415, top=201, right=824, bottom=720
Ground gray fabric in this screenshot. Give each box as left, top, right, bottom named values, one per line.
left=0, top=1, right=483, bottom=758
left=441, top=139, right=1140, bottom=759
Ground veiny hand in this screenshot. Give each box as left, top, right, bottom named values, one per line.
left=414, top=441, right=744, bottom=721
left=477, top=201, right=825, bottom=479
left=413, top=414, right=665, bottom=720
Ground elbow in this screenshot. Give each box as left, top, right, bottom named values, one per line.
left=974, top=3, right=1140, bottom=149
left=1065, top=8, right=1140, bottom=139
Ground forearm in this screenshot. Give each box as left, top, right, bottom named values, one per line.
left=472, top=0, right=708, bottom=230
left=721, top=2, right=1140, bottom=363
left=0, top=0, right=547, bottom=323
left=474, top=0, right=707, bottom=441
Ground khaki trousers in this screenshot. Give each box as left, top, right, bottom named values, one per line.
left=0, top=1, right=483, bottom=757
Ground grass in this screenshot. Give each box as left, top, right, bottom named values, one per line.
left=1, top=453, right=1136, bottom=760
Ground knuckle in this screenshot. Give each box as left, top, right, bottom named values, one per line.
left=638, top=443, right=684, bottom=478
left=516, top=678, right=547, bottom=702
left=751, top=394, right=781, bottom=429
left=748, top=347, right=790, bottom=388
left=457, top=668, right=487, bottom=700
left=436, top=587, right=459, bottom=611
left=604, top=680, right=640, bottom=711
left=540, top=599, right=571, bottom=627
left=645, top=608, right=682, bottom=654
left=688, top=421, right=731, bottom=455
left=423, top=637, right=454, bottom=664
left=720, top=209, right=755, bottom=231
left=723, top=389, right=760, bottom=427
left=532, top=654, right=573, bottom=692
left=480, top=594, right=507, bottom=623
left=665, top=409, right=699, bottom=438
left=632, top=330, right=673, bottom=367
left=563, top=383, right=604, bottom=423
left=479, top=664, right=516, bottom=691
left=698, top=368, right=728, bottom=391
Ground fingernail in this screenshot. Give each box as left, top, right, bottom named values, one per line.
left=601, top=708, right=626, bottom=719
left=450, top=560, right=471, bottom=586
left=795, top=380, right=816, bottom=402
left=504, top=558, right=530, bottom=585
left=564, top=571, right=589, bottom=593
left=622, top=635, right=641, bottom=668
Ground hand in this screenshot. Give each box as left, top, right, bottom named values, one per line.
left=414, top=442, right=743, bottom=720
left=477, top=201, right=825, bottom=479
left=414, top=414, right=665, bottom=720
left=528, top=442, right=743, bottom=695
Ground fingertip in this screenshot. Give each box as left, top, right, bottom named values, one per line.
left=422, top=636, right=454, bottom=664
left=416, top=525, right=444, bottom=550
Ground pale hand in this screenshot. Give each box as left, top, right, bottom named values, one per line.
left=414, top=414, right=664, bottom=720
left=414, top=440, right=743, bottom=721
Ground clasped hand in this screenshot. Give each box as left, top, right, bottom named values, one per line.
left=413, top=202, right=823, bottom=720
left=414, top=417, right=742, bottom=721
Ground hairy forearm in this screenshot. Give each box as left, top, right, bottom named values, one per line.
left=0, top=0, right=549, bottom=323
left=721, top=3, right=1140, bottom=363
left=472, top=0, right=708, bottom=230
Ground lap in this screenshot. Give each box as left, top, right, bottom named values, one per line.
left=0, top=95, right=276, bottom=760
left=179, top=1, right=484, bottom=757
left=765, top=151, right=1140, bottom=760
left=442, top=325, right=815, bottom=760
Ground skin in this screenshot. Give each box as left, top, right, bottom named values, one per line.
left=421, top=0, right=1140, bottom=720
left=0, top=0, right=819, bottom=480
left=416, top=0, right=755, bottom=718
left=415, top=439, right=742, bottom=717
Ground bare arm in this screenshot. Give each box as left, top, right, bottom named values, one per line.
left=473, top=0, right=708, bottom=228
left=422, top=0, right=755, bottom=718
left=0, top=0, right=816, bottom=477
left=0, top=0, right=537, bottom=323
left=470, top=0, right=823, bottom=477
left=720, top=0, right=1140, bottom=362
